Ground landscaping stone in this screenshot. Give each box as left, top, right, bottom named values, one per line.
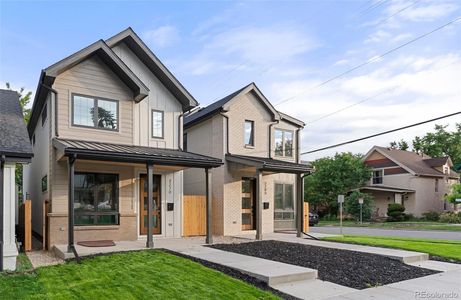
left=211, top=240, right=439, bottom=289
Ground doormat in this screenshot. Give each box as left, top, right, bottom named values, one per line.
left=77, top=240, right=116, bottom=247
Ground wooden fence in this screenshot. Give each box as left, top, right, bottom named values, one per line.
left=18, top=199, right=32, bottom=251
left=303, top=202, right=310, bottom=232
left=182, top=195, right=206, bottom=237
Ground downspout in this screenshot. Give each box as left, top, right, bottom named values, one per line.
left=220, top=111, right=231, bottom=155
left=0, top=155, right=5, bottom=271
left=295, top=128, right=301, bottom=164
left=268, top=120, right=279, bottom=159
left=41, top=84, right=59, bottom=137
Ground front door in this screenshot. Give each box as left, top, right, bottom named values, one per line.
left=140, top=174, right=161, bottom=235
left=241, top=178, right=256, bottom=230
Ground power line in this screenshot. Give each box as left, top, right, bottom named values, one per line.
left=301, top=111, right=461, bottom=155
left=274, top=16, right=461, bottom=107
left=374, top=0, right=421, bottom=27
left=358, top=0, right=389, bottom=16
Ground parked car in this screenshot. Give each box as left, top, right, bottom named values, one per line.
left=309, top=212, right=319, bottom=226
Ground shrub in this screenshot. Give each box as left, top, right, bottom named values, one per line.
left=403, top=213, right=414, bottom=221
left=439, top=212, right=461, bottom=224
left=344, top=191, right=373, bottom=221
left=387, top=203, right=405, bottom=222
left=422, top=211, right=440, bottom=221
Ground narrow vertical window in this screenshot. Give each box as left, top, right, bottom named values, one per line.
left=244, top=120, right=254, bottom=146
left=152, top=110, right=164, bottom=138
left=435, top=179, right=439, bottom=192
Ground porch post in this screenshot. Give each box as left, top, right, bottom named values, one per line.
left=0, top=155, right=5, bottom=271
left=67, top=154, right=76, bottom=253
left=296, top=173, right=304, bottom=238
left=205, top=168, right=213, bottom=244
left=256, top=169, right=263, bottom=240
left=146, top=161, right=154, bottom=248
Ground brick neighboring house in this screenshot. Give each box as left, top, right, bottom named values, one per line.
left=183, top=83, right=311, bottom=239
left=361, top=146, right=460, bottom=217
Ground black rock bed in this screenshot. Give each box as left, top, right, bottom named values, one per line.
left=210, top=240, right=439, bottom=289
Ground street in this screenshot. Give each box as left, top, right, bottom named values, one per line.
left=310, top=226, right=461, bottom=240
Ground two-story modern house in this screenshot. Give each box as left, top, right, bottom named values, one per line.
left=23, top=28, right=222, bottom=253
left=183, top=83, right=311, bottom=239
left=362, top=146, right=459, bottom=217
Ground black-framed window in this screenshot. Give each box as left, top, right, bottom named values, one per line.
left=152, top=110, right=164, bottom=138
left=244, top=120, right=254, bottom=146
left=275, top=129, right=294, bottom=157
left=41, top=103, right=47, bottom=126
left=372, top=169, right=383, bottom=184
left=74, top=172, right=119, bottom=225
left=72, top=94, right=118, bottom=131
left=274, top=183, right=294, bottom=220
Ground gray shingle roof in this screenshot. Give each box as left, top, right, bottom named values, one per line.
left=53, top=138, right=222, bottom=168
left=0, top=89, right=33, bottom=159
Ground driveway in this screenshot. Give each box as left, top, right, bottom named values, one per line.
left=310, top=226, right=461, bottom=240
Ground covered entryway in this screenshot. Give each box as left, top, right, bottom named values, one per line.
left=139, top=175, right=161, bottom=235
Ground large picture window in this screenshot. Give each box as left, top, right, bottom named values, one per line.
left=152, top=110, right=164, bottom=138
left=74, top=172, right=119, bottom=225
left=274, top=129, right=294, bottom=157
left=274, top=183, right=294, bottom=220
left=72, top=94, right=118, bottom=131
left=244, top=120, right=254, bottom=146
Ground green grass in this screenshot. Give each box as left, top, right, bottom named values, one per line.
left=318, top=220, right=461, bottom=231
left=0, top=250, right=279, bottom=300
left=322, top=235, right=461, bottom=261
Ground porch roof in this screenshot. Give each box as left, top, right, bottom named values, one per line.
left=226, top=154, right=312, bottom=174
left=359, top=185, right=415, bottom=193
left=53, top=138, right=223, bottom=168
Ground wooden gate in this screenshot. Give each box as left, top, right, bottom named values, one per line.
left=303, top=202, right=310, bottom=233
left=182, top=195, right=206, bottom=237
left=18, top=199, right=32, bottom=251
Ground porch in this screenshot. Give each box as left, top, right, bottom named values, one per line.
left=360, top=185, right=415, bottom=217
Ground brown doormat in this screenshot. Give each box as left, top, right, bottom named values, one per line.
left=77, top=240, right=116, bottom=247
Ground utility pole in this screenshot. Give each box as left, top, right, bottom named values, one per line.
left=338, top=195, right=344, bottom=235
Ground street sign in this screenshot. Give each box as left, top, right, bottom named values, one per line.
left=358, top=198, right=364, bottom=204
left=338, top=195, right=345, bottom=203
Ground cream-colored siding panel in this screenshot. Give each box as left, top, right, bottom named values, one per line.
left=112, top=43, right=182, bottom=149
left=54, top=55, right=134, bottom=145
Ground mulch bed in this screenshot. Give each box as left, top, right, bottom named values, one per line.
left=210, top=240, right=439, bottom=289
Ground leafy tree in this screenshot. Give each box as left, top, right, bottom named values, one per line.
left=412, top=124, right=461, bottom=167
left=445, top=183, right=461, bottom=205
left=389, top=139, right=409, bottom=151
left=344, top=191, right=373, bottom=221
left=305, top=152, right=372, bottom=215
left=5, top=82, right=32, bottom=124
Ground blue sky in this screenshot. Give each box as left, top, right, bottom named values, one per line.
left=1, top=0, right=460, bottom=159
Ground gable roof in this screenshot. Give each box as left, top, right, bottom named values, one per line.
left=105, top=27, right=198, bottom=111
left=28, top=39, right=149, bottom=137
left=364, top=146, right=459, bottom=178
left=184, top=82, right=304, bottom=128
left=0, top=89, right=33, bottom=161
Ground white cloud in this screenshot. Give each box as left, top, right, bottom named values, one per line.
left=142, top=26, right=180, bottom=48
left=397, top=1, right=459, bottom=22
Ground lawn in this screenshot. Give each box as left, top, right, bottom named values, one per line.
left=0, top=250, right=279, bottom=300
left=318, top=220, right=461, bottom=231
left=322, top=235, right=461, bottom=261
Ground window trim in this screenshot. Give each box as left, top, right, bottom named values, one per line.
left=372, top=169, right=384, bottom=185
left=274, top=128, right=294, bottom=158
left=71, top=93, right=119, bottom=132
left=74, top=172, right=120, bottom=226
left=151, top=109, right=164, bottom=139
left=244, top=120, right=255, bottom=147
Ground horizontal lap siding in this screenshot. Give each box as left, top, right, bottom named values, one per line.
left=54, top=55, right=134, bottom=145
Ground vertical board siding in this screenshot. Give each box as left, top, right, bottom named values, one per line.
left=182, top=195, right=206, bottom=236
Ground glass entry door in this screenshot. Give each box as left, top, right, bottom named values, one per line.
left=241, top=178, right=256, bottom=231
left=139, top=174, right=161, bottom=235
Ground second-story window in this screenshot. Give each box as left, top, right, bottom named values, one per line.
left=244, top=120, right=254, bottom=146
left=152, top=110, right=164, bottom=138
left=275, top=129, right=294, bottom=157
left=72, top=94, right=118, bottom=131
left=372, top=169, right=383, bottom=184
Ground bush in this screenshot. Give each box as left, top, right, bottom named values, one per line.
left=344, top=191, right=374, bottom=221
left=403, top=213, right=414, bottom=221
left=439, top=212, right=461, bottom=224
left=422, top=211, right=440, bottom=221
left=387, top=203, right=405, bottom=222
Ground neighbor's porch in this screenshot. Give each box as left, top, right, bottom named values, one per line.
left=360, top=186, right=415, bottom=217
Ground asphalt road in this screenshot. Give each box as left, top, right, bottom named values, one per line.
left=310, top=226, right=461, bottom=240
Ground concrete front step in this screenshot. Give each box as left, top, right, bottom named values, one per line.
left=271, top=279, right=357, bottom=300
left=175, top=247, right=318, bottom=285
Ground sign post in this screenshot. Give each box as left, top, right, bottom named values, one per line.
left=358, top=197, right=364, bottom=224
left=338, top=195, right=344, bottom=235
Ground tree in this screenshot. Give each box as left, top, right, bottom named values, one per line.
left=5, top=82, right=32, bottom=123
left=344, top=191, right=373, bottom=221
left=389, top=139, right=409, bottom=151
left=412, top=124, right=461, bottom=167
left=305, top=152, right=372, bottom=215
left=445, top=183, right=461, bottom=205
